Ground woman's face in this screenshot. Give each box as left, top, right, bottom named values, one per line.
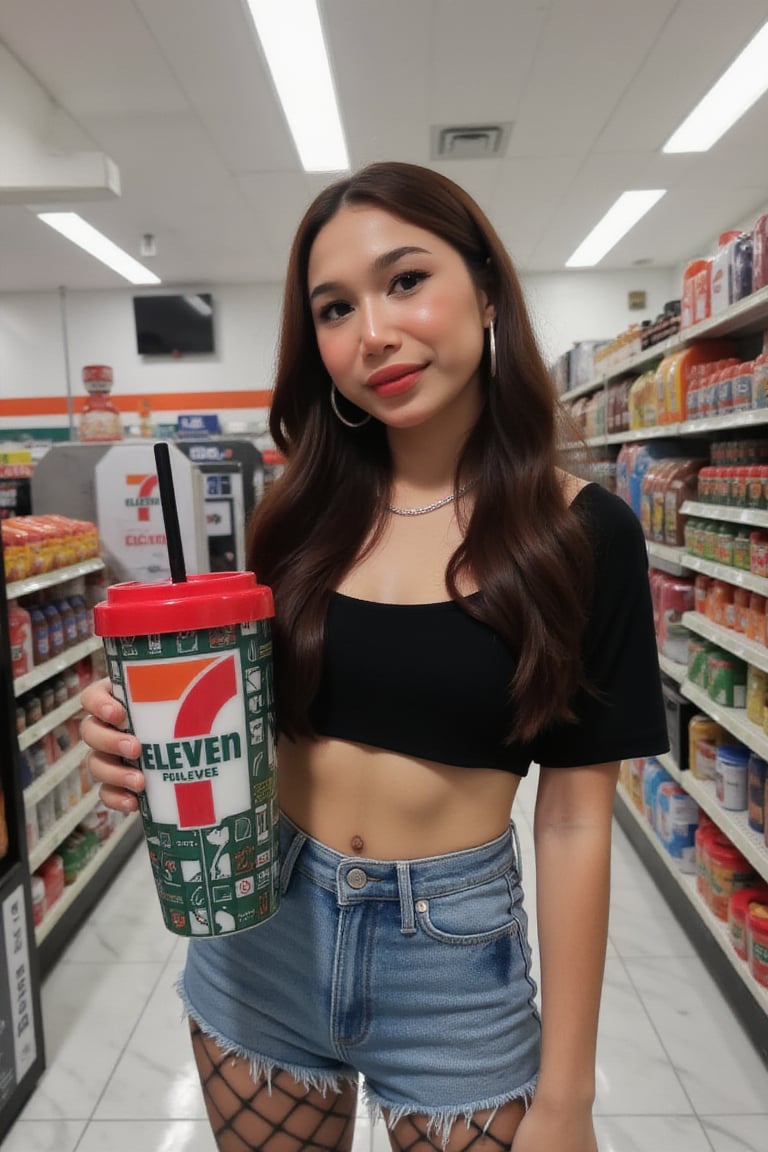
left=307, top=204, right=493, bottom=429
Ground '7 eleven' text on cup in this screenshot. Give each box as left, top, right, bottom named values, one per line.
left=125, top=653, right=252, bottom=829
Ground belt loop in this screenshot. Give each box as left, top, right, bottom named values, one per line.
left=279, top=830, right=307, bottom=895
left=396, top=863, right=416, bottom=935
left=510, top=819, right=523, bottom=882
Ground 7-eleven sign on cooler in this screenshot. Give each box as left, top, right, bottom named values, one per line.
left=123, top=652, right=252, bottom=829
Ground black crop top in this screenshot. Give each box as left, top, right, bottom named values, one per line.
left=307, top=483, right=669, bottom=776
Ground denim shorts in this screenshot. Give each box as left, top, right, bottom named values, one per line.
left=178, top=813, right=541, bottom=1143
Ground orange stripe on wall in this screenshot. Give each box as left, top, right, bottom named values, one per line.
left=0, top=390, right=273, bottom=417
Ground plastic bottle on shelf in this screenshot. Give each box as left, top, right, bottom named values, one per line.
left=40, top=600, right=64, bottom=659
left=79, top=365, right=122, bottom=442
left=8, top=599, right=33, bottom=679
left=28, top=604, right=50, bottom=666
left=54, top=597, right=78, bottom=649
left=67, top=593, right=89, bottom=641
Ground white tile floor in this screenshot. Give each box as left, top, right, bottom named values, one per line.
left=5, top=770, right=768, bottom=1152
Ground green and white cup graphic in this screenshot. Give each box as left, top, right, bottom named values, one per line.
left=94, top=573, right=277, bottom=937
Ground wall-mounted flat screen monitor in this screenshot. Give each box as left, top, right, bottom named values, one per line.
left=133, top=293, right=215, bottom=355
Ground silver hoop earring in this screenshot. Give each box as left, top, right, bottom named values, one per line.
left=488, top=320, right=497, bottom=379
left=330, top=383, right=371, bottom=428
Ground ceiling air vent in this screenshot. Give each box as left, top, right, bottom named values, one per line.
left=431, top=123, right=512, bottom=160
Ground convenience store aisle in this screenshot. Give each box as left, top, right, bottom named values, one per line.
left=4, top=769, right=768, bottom=1152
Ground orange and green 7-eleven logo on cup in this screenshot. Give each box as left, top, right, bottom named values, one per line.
left=124, top=653, right=252, bottom=829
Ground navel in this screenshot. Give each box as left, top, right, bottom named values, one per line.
left=350, top=835, right=365, bottom=853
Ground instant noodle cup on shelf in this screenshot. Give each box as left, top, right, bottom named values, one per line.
left=688, top=715, right=725, bottom=780
left=747, top=902, right=768, bottom=987
left=708, top=835, right=756, bottom=921
left=728, top=885, right=768, bottom=959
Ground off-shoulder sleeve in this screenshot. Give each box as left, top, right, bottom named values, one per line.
left=529, top=484, right=670, bottom=768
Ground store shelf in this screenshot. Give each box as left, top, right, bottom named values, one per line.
left=605, top=427, right=675, bottom=445
left=576, top=408, right=768, bottom=450
left=13, top=635, right=101, bottom=697
left=561, top=341, right=675, bottom=403
left=34, top=812, right=139, bottom=946
left=23, top=742, right=87, bottom=809
left=28, top=789, right=100, bottom=873
left=17, top=695, right=83, bottom=750
left=658, top=653, right=687, bottom=683
left=679, top=409, right=768, bottom=436
left=682, top=772, right=768, bottom=885
left=679, top=553, right=768, bottom=596
left=647, top=541, right=687, bottom=575
left=6, top=557, right=104, bottom=601
left=681, top=502, right=768, bottom=530
left=682, top=611, right=768, bottom=675
left=680, top=680, right=768, bottom=760
left=682, top=283, right=768, bottom=343
left=615, top=785, right=768, bottom=1013
left=657, top=752, right=685, bottom=784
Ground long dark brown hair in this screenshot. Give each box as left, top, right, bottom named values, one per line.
left=247, top=161, right=593, bottom=744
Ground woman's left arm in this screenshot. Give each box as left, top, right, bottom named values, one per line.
left=511, top=759, right=620, bottom=1152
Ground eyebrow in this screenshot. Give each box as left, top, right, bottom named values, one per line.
left=309, top=245, right=431, bottom=301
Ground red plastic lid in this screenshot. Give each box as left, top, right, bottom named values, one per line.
left=730, top=886, right=768, bottom=919
left=707, top=837, right=750, bottom=868
left=747, top=902, right=768, bottom=930
left=82, top=364, right=113, bottom=384
left=93, top=571, right=274, bottom=636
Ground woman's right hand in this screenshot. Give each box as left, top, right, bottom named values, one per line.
left=80, top=677, right=145, bottom=813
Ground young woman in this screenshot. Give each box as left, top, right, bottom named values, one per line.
left=80, top=161, right=668, bottom=1152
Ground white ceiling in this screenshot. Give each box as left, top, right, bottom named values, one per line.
left=1, top=0, right=768, bottom=292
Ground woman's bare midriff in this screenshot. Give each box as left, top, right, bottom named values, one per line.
left=277, top=735, right=522, bottom=859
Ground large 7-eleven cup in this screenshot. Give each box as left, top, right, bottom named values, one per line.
left=93, top=572, right=277, bottom=937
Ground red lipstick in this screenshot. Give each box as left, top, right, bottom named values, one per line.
left=367, top=363, right=425, bottom=398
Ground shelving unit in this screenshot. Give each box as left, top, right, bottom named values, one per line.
left=658, top=653, right=687, bottom=683
left=682, top=610, right=768, bottom=675
left=560, top=284, right=768, bottom=406
left=2, top=544, right=142, bottom=980
left=681, top=679, right=768, bottom=760
left=23, top=741, right=86, bottom=808
left=574, top=283, right=768, bottom=1060
left=679, top=553, right=768, bottom=596
left=18, top=695, right=83, bottom=751
left=681, top=501, right=768, bottom=530
left=614, top=786, right=768, bottom=1055
left=28, top=790, right=101, bottom=873
left=13, top=635, right=102, bottom=697
left=35, top=813, right=139, bottom=947
left=6, top=557, right=104, bottom=601
left=683, top=772, right=768, bottom=881
left=647, top=541, right=687, bottom=575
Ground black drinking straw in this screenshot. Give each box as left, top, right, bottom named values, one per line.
left=154, top=442, right=187, bottom=583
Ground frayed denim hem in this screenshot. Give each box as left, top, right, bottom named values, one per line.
left=174, top=972, right=358, bottom=1099
left=363, top=1075, right=539, bottom=1149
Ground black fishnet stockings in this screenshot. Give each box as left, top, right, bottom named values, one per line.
left=190, top=1021, right=357, bottom=1152
left=386, top=1100, right=526, bottom=1152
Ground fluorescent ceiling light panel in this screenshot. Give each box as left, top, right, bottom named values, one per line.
left=663, top=19, right=768, bottom=153
left=566, top=190, right=666, bottom=268
left=246, top=0, right=349, bottom=172
left=37, top=212, right=161, bottom=284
